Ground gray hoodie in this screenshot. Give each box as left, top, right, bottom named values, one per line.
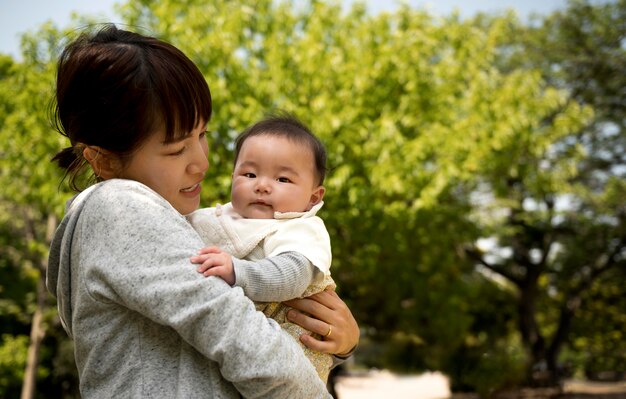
left=47, top=179, right=329, bottom=398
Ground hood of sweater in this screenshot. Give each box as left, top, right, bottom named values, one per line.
left=46, top=183, right=101, bottom=339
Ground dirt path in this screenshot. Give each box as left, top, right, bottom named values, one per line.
left=334, top=370, right=450, bottom=399
left=334, top=370, right=626, bottom=399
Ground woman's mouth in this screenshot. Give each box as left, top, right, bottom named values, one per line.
left=181, top=183, right=200, bottom=194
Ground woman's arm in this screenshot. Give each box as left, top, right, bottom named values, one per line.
left=285, top=289, right=359, bottom=356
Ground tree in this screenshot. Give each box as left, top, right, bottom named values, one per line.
left=0, top=22, right=79, bottom=399
left=462, top=0, right=626, bottom=385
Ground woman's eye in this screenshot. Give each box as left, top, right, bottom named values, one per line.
left=169, top=147, right=185, bottom=156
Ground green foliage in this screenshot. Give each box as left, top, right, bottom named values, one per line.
left=449, top=340, right=527, bottom=399
left=0, top=334, right=28, bottom=398
left=439, top=272, right=524, bottom=396
left=0, top=19, right=79, bottom=398
left=570, top=266, right=626, bottom=375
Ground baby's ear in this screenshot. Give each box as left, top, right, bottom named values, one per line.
left=308, top=186, right=326, bottom=208
left=83, top=146, right=120, bottom=180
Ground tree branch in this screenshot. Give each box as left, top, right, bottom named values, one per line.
left=463, top=244, right=523, bottom=286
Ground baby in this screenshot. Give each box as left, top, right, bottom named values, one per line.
left=188, top=114, right=335, bottom=381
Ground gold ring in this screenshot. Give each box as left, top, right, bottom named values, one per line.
left=324, top=325, right=332, bottom=338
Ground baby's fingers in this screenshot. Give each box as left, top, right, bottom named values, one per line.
left=202, top=265, right=225, bottom=277
left=190, top=254, right=217, bottom=272
left=190, top=253, right=210, bottom=265
left=197, top=246, right=222, bottom=255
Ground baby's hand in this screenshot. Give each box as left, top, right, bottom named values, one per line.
left=190, top=247, right=235, bottom=285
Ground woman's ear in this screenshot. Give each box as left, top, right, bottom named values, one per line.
left=308, top=186, right=326, bottom=209
left=83, top=146, right=119, bottom=180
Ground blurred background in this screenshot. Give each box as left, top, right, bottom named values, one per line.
left=0, top=0, right=624, bottom=398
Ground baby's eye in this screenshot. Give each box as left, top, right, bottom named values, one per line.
left=243, top=172, right=256, bottom=178
left=277, top=177, right=291, bottom=183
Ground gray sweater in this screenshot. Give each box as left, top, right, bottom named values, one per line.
left=46, top=179, right=329, bottom=398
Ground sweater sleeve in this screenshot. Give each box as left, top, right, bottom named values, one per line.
left=232, top=252, right=319, bottom=301
left=77, top=180, right=328, bottom=398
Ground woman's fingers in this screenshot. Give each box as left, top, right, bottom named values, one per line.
left=285, top=289, right=359, bottom=355
left=299, top=333, right=334, bottom=354
left=302, top=289, right=341, bottom=310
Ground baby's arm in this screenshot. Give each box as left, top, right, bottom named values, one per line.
left=191, top=247, right=235, bottom=285
left=191, top=249, right=317, bottom=301
left=232, top=252, right=318, bottom=302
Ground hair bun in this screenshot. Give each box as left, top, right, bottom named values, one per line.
left=51, top=146, right=80, bottom=169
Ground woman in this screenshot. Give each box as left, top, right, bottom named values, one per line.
left=47, top=24, right=358, bottom=398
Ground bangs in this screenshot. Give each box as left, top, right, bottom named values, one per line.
left=145, top=43, right=212, bottom=142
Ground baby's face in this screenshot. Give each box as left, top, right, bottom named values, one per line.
left=231, top=135, right=324, bottom=219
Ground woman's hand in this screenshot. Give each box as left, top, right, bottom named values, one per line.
left=285, top=289, right=359, bottom=356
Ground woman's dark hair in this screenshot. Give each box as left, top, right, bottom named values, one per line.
left=234, top=113, right=328, bottom=185
left=52, top=24, right=212, bottom=191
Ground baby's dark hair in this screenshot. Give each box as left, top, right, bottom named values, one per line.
left=52, top=24, right=212, bottom=191
left=234, top=114, right=328, bottom=185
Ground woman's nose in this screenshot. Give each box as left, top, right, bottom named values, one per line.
left=188, top=139, right=209, bottom=174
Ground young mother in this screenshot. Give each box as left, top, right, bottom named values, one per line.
left=46, top=24, right=358, bottom=398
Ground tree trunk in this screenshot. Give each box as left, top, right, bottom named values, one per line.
left=20, top=275, right=47, bottom=399
left=518, top=280, right=552, bottom=386
left=20, top=214, right=56, bottom=399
